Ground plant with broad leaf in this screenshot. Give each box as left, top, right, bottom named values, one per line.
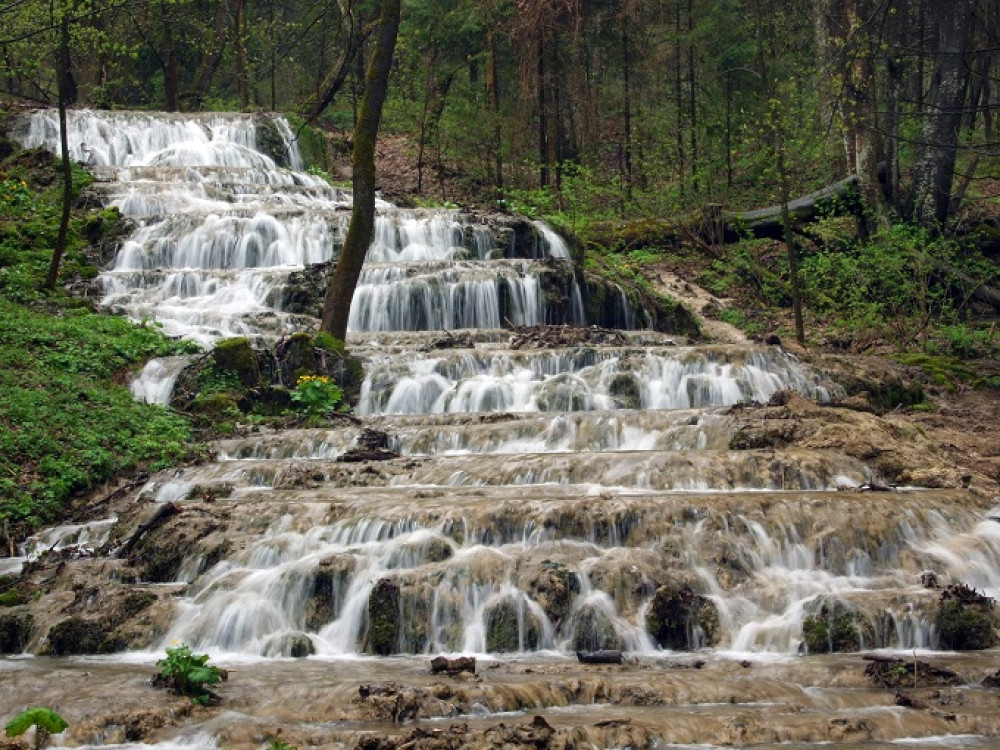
left=290, top=374, right=345, bottom=417
left=5, top=707, right=68, bottom=750
left=155, top=643, right=224, bottom=705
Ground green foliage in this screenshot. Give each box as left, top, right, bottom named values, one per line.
left=0, top=146, right=197, bottom=537
left=266, top=741, right=298, bottom=750
left=290, top=375, right=344, bottom=417
left=5, top=707, right=67, bottom=750
left=156, top=643, right=223, bottom=705
left=313, top=331, right=345, bottom=353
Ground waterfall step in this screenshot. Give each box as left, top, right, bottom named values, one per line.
left=146, top=447, right=875, bottom=494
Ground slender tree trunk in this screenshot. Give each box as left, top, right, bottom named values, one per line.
left=45, top=6, right=73, bottom=291
left=320, top=0, right=400, bottom=341
left=537, top=29, right=549, bottom=188
left=234, top=0, right=249, bottom=110
left=674, top=0, right=684, bottom=197
left=184, top=0, right=229, bottom=110
left=486, top=29, right=503, bottom=191
left=687, top=0, right=697, bottom=195
left=620, top=7, right=632, bottom=205
left=777, top=128, right=805, bottom=346
left=910, top=0, right=974, bottom=227
left=161, top=0, right=179, bottom=111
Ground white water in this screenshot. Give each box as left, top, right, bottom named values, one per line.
left=13, top=109, right=996, bottom=672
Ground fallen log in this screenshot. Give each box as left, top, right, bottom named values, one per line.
left=577, top=650, right=624, bottom=664
left=723, top=177, right=861, bottom=242
left=430, top=655, right=476, bottom=675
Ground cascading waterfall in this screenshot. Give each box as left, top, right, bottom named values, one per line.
left=13, top=109, right=998, bottom=682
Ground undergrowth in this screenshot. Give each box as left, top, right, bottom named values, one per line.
left=0, top=141, right=198, bottom=541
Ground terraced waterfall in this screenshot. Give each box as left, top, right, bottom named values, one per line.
left=5, top=110, right=1000, bottom=749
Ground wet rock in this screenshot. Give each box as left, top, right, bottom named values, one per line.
left=569, top=604, right=625, bottom=652
left=645, top=583, right=720, bottom=650
left=0, top=613, right=33, bottom=653
left=47, top=616, right=110, bottom=654
left=935, top=583, right=998, bottom=650
left=263, top=632, right=315, bottom=658
left=802, top=599, right=874, bottom=653
left=526, top=561, right=580, bottom=628
left=430, top=656, right=476, bottom=675
left=365, top=578, right=400, bottom=655
left=863, top=654, right=961, bottom=688
left=306, top=557, right=355, bottom=630
left=608, top=373, right=642, bottom=409
left=253, top=114, right=291, bottom=167
left=485, top=598, right=542, bottom=653
left=577, top=649, right=623, bottom=664
left=212, top=337, right=260, bottom=387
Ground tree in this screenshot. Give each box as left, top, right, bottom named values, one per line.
left=320, top=0, right=400, bottom=341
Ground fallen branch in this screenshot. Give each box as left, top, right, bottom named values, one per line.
left=117, top=503, right=179, bottom=559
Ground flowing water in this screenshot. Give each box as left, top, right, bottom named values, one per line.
left=5, top=110, right=1000, bottom=748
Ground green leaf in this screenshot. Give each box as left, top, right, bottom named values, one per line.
left=5, top=708, right=68, bottom=738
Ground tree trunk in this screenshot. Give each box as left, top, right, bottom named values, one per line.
left=183, top=0, right=229, bottom=110
left=537, top=29, right=549, bottom=188
left=234, top=0, right=249, bottom=110
left=45, top=6, right=73, bottom=291
left=486, top=29, right=503, bottom=192
left=161, top=0, right=179, bottom=111
left=320, top=0, right=400, bottom=341
left=910, top=0, right=974, bottom=228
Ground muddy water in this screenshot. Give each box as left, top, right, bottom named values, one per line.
left=6, top=110, right=1000, bottom=748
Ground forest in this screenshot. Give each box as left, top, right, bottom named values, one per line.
left=1, top=0, right=997, bottom=230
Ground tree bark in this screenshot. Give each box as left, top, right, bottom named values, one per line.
left=319, top=0, right=400, bottom=341
left=161, top=0, right=179, bottom=111
left=45, top=5, right=73, bottom=291
left=910, top=0, right=974, bottom=228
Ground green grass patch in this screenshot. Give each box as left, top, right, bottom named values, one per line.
left=0, top=143, right=199, bottom=538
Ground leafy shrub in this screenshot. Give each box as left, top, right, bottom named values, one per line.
left=155, top=643, right=224, bottom=705
left=5, top=707, right=67, bottom=750
left=290, top=374, right=345, bottom=417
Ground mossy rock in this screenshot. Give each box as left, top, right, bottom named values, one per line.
left=608, top=373, right=642, bottom=409
left=569, top=604, right=625, bottom=652
left=212, top=337, right=260, bottom=387
left=365, top=578, right=400, bottom=655
left=253, top=114, right=291, bottom=167
left=936, top=585, right=998, bottom=650
left=645, top=583, right=719, bottom=650
left=47, top=616, right=110, bottom=654
left=528, top=561, right=580, bottom=627
left=0, top=588, right=28, bottom=607
left=802, top=600, right=873, bottom=653
left=398, top=590, right=432, bottom=654
left=0, top=613, right=33, bottom=653
left=305, top=558, right=354, bottom=630
left=485, top=598, right=542, bottom=653
left=263, top=632, right=315, bottom=657
left=190, top=391, right=241, bottom=420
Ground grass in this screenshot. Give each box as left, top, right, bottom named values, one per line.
left=0, top=142, right=198, bottom=540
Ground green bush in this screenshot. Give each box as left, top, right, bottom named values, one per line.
left=155, top=643, right=224, bottom=705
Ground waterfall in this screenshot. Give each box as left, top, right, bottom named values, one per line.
left=12, top=109, right=993, bottom=679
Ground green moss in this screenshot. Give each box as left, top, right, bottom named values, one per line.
left=0, top=613, right=33, bottom=653
left=0, top=589, right=27, bottom=607
left=608, top=373, right=641, bottom=409
left=803, top=600, right=871, bottom=653
left=365, top=578, right=400, bottom=655
left=936, top=585, right=998, bottom=651
left=211, top=337, right=260, bottom=387
left=645, top=583, right=720, bottom=650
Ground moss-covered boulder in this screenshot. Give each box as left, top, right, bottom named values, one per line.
left=365, top=578, right=400, bottom=655
left=802, top=599, right=874, bottom=653
left=936, top=584, right=998, bottom=650
left=485, top=598, right=542, bottom=653
left=253, top=114, right=291, bottom=167
left=569, top=604, right=625, bottom=652
left=609, top=373, right=642, bottom=409
left=47, top=616, right=109, bottom=654
left=645, top=582, right=719, bottom=650
left=212, top=337, right=260, bottom=387
left=305, top=556, right=355, bottom=630
left=527, top=561, right=580, bottom=628
left=0, top=613, right=33, bottom=653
